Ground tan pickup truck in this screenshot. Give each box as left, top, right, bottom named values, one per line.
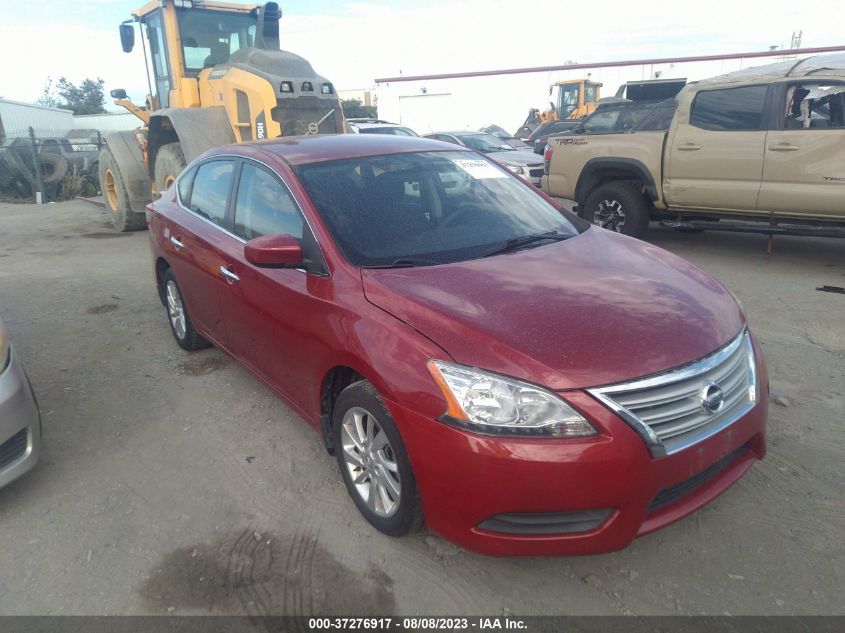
left=542, top=54, right=845, bottom=239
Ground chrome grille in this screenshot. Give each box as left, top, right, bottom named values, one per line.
left=589, top=329, right=757, bottom=457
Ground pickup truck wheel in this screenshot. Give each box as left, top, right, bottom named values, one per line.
left=583, top=183, right=650, bottom=238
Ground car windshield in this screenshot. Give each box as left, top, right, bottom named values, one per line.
left=359, top=126, right=418, bottom=137
left=457, top=134, right=515, bottom=152
left=294, top=150, right=583, bottom=267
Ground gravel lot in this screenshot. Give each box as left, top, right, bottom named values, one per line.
left=0, top=199, right=843, bottom=616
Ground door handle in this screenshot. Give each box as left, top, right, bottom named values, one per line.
left=170, top=236, right=184, bottom=249
left=219, top=266, right=240, bottom=283
left=677, top=142, right=701, bottom=151
left=768, top=143, right=800, bottom=151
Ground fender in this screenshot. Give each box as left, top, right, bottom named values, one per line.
left=102, top=131, right=151, bottom=214
left=147, top=107, right=237, bottom=178
left=575, top=157, right=658, bottom=205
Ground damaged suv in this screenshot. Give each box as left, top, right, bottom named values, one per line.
left=542, top=54, right=845, bottom=238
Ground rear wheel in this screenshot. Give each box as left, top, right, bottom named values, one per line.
left=99, top=147, right=146, bottom=232
left=163, top=269, right=210, bottom=351
left=153, top=142, right=186, bottom=198
left=583, top=182, right=650, bottom=238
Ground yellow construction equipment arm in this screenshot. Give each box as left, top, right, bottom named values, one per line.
left=114, top=98, right=150, bottom=124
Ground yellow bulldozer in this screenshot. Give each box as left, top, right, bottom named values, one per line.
left=99, top=0, right=345, bottom=231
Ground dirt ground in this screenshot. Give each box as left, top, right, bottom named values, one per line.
left=0, top=199, right=842, bottom=616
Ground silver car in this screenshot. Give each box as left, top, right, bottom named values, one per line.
left=0, top=318, right=40, bottom=490
left=423, top=131, right=545, bottom=186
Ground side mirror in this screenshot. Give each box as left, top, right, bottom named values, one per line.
left=244, top=234, right=303, bottom=268
left=119, top=23, right=135, bottom=53
left=110, top=88, right=128, bottom=100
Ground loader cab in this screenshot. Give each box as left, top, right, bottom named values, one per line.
left=127, top=1, right=266, bottom=110
left=551, top=80, right=602, bottom=119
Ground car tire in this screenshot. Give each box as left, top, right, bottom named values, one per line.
left=99, top=146, right=146, bottom=232
left=153, top=142, right=187, bottom=198
left=333, top=380, right=423, bottom=537
left=583, top=182, right=650, bottom=238
left=162, top=269, right=210, bottom=351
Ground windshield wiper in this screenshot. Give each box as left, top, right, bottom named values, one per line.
left=482, top=230, right=571, bottom=257
left=365, top=258, right=443, bottom=269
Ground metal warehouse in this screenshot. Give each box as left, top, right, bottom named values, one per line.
left=0, top=98, right=73, bottom=142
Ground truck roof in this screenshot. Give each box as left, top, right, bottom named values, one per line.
left=687, top=53, right=845, bottom=90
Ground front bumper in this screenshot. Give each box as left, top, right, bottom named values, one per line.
left=389, top=345, right=768, bottom=556
left=0, top=345, right=41, bottom=490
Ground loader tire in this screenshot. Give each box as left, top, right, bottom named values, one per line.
left=99, top=146, right=147, bottom=232
left=154, top=143, right=186, bottom=198
left=38, top=153, right=68, bottom=184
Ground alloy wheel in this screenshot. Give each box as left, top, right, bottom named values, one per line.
left=595, top=199, right=626, bottom=232
left=340, top=406, right=402, bottom=518
left=166, top=280, right=187, bottom=340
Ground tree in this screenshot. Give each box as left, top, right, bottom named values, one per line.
left=36, top=77, right=107, bottom=115
left=341, top=98, right=377, bottom=119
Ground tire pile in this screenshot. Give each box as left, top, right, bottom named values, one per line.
left=0, top=140, right=74, bottom=202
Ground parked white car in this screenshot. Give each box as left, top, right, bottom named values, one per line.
left=347, top=119, right=419, bottom=137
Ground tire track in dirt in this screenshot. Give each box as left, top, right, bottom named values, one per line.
left=137, top=522, right=395, bottom=617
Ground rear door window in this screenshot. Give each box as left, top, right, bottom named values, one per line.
left=177, top=166, right=197, bottom=205
left=782, top=83, right=845, bottom=129
left=188, top=160, right=234, bottom=227
left=690, top=85, right=768, bottom=131
left=233, top=163, right=304, bottom=240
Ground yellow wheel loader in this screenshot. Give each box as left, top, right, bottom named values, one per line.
left=99, top=0, right=345, bottom=231
left=545, top=79, right=602, bottom=121
left=516, top=79, right=602, bottom=139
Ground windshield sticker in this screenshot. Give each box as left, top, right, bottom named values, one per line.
left=451, top=159, right=507, bottom=179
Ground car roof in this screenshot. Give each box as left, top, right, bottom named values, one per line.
left=684, top=53, right=845, bottom=92
left=212, top=134, right=460, bottom=166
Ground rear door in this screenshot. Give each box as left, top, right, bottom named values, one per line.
left=757, top=81, right=845, bottom=219
left=216, top=159, right=330, bottom=413
left=665, top=84, right=770, bottom=212
left=164, top=159, right=236, bottom=345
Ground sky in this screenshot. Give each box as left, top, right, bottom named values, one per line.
left=0, top=0, right=842, bottom=109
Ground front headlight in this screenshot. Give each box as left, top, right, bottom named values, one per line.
left=0, top=323, right=9, bottom=372
left=505, top=164, right=524, bottom=175
left=427, top=360, right=596, bottom=437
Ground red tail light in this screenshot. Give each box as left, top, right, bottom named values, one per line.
left=543, top=146, right=553, bottom=175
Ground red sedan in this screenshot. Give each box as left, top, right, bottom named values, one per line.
left=146, top=135, right=767, bottom=556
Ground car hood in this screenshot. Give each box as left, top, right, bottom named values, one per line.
left=483, top=149, right=543, bottom=166
left=361, top=228, right=744, bottom=391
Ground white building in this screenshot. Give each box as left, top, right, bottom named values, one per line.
left=0, top=98, right=73, bottom=142
left=375, top=45, right=845, bottom=135
left=72, top=112, right=141, bottom=134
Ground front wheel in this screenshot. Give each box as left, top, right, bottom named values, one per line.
left=583, top=182, right=650, bottom=238
left=333, top=381, right=422, bottom=537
